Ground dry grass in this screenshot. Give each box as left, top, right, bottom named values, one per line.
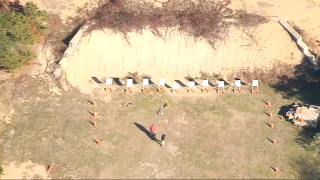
left=66, top=0, right=268, bottom=48
left=0, top=77, right=318, bottom=178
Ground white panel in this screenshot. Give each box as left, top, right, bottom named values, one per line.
left=218, top=81, right=224, bottom=88
left=203, top=80, right=209, bottom=87
left=127, top=79, right=133, bottom=87
left=106, top=78, right=113, bottom=85
left=143, top=78, right=149, bottom=86
left=189, top=81, right=195, bottom=88
left=252, top=80, right=258, bottom=86
left=235, top=80, right=241, bottom=87
left=173, top=83, right=179, bottom=89
left=159, top=78, right=165, bottom=86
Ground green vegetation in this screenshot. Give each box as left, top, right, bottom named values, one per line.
left=0, top=163, right=2, bottom=176
left=309, top=117, right=320, bottom=153
left=0, top=2, right=47, bottom=70
left=310, top=133, right=320, bottom=153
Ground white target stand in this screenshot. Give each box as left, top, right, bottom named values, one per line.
left=188, top=81, right=195, bottom=93
left=158, top=79, right=165, bottom=93
left=234, top=79, right=241, bottom=93
left=142, top=78, right=150, bottom=93
left=172, top=82, right=179, bottom=94
left=202, top=79, right=209, bottom=93
left=217, top=80, right=225, bottom=94
left=252, top=80, right=259, bottom=93
left=126, top=78, right=133, bottom=93
left=105, top=78, right=113, bottom=92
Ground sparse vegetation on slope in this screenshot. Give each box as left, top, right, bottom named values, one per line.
left=69, top=0, right=267, bottom=47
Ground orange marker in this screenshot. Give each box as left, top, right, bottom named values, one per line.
left=267, top=101, right=272, bottom=107
left=47, top=165, right=53, bottom=172
left=269, top=113, right=273, bottom=118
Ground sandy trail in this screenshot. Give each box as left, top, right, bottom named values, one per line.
left=65, top=22, right=303, bottom=93
left=0, top=161, right=51, bottom=179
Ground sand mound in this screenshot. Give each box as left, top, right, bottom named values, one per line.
left=65, top=21, right=303, bottom=93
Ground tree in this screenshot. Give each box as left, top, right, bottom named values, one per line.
left=0, top=2, right=47, bottom=70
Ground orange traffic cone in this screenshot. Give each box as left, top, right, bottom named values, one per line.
left=270, top=123, right=274, bottom=128
left=47, top=165, right=53, bottom=172
left=93, top=122, right=97, bottom=127
left=272, top=139, right=276, bottom=144
left=274, top=167, right=279, bottom=172
left=92, top=101, right=97, bottom=106
left=280, top=115, right=284, bottom=120
left=267, top=101, right=272, bottom=107
left=300, top=117, right=304, bottom=122
left=93, top=112, right=98, bottom=118
left=269, top=113, right=273, bottom=118
left=97, top=139, right=101, bottom=145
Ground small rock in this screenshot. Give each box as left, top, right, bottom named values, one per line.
left=9, top=129, right=15, bottom=137
left=154, top=2, right=162, bottom=7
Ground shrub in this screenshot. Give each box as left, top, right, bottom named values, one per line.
left=0, top=1, right=47, bottom=70
left=0, top=163, right=3, bottom=176
left=71, top=0, right=267, bottom=48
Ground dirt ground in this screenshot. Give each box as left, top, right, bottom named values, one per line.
left=0, top=75, right=319, bottom=179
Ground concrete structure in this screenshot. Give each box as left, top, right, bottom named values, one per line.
left=304, top=51, right=315, bottom=63
left=53, top=26, right=87, bottom=78
left=53, top=67, right=63, bottom=78
left=58, top=57, right=68, bottom=68
left=69, top=26, right=88, bottom=48
left=278, top=20, right=302, bottom=43
left=64, top=47, right=75, bottom=58
left=286, top=104, right=320, bottom=128
left=297, top=41, right=309, bottom=54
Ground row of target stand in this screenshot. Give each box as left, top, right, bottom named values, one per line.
left=104, top=78, right=260, bottom=93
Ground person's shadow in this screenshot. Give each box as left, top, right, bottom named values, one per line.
left=134, top=122, right=162, bottom=145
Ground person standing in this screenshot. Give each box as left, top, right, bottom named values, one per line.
left=161, top=133, right=166, bottom=147
left=150, top=124, right=157, bottom=138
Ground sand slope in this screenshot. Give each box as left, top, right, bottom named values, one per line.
left=64, top=21, right=303, bottom=92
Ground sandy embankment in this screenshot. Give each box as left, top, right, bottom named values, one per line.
left=64, top=21, right=303, bottom=93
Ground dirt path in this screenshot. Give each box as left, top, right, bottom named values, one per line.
left=0, top=161, right=51, bottom=179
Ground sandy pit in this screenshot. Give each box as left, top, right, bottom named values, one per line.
left=0, top=161, right=51, bottom=179
left=64, top=21, right=303, bottom=93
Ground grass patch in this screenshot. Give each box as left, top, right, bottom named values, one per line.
left=0, top=77, right=319, bottom=178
